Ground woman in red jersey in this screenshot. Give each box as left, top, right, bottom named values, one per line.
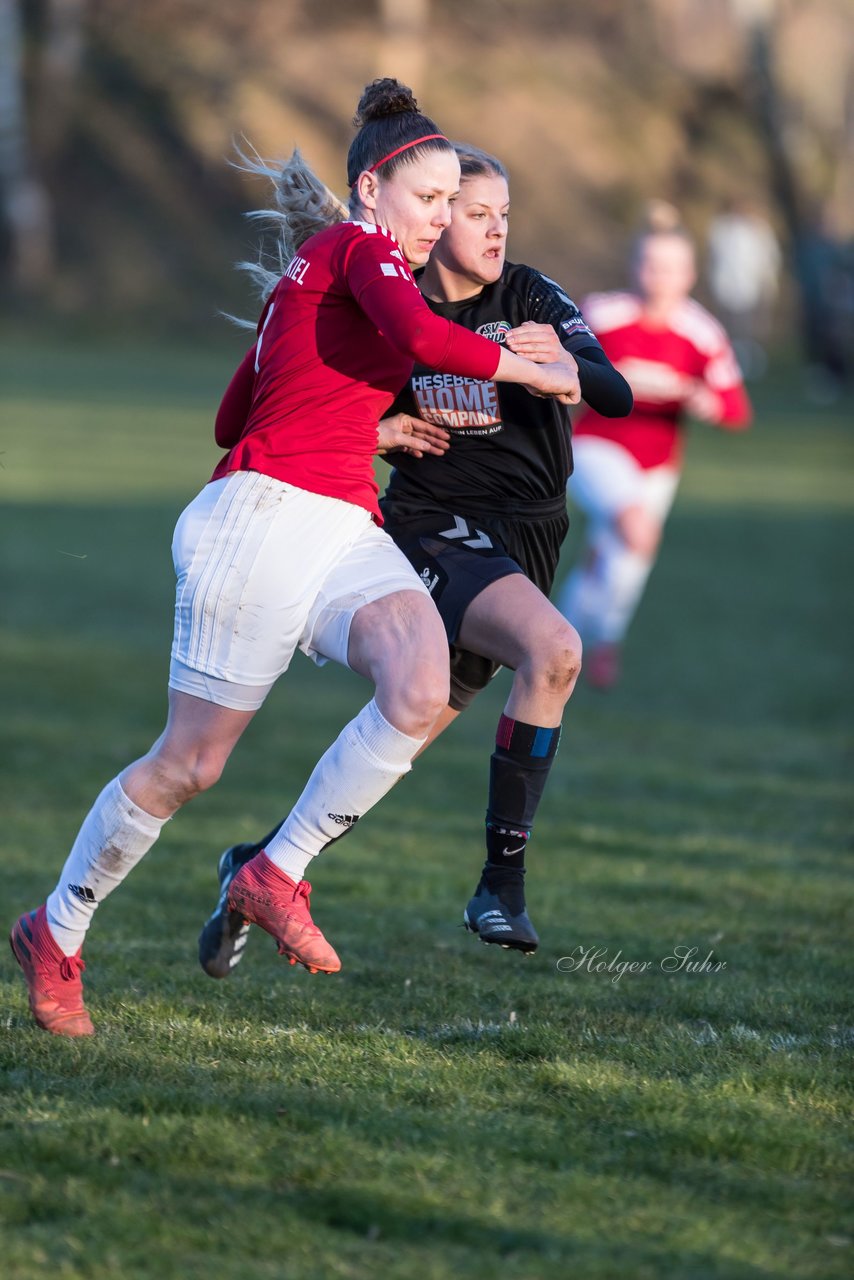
left=196, top=143, right=632, bottom=974
left=9, top=80, right=580, bottom=1037
left=557, top=212, right=751, bottom=689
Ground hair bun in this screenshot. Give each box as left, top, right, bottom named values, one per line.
left=354, top=78, right=419, bottom=126
left=643, top=199, right=683, bottom=234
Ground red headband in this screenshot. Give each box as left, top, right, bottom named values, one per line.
left=367, top=134, right=449, bottom=173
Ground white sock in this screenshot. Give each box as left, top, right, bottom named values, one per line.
left=595, top=528, right=655, bottom=644
left=265, top=698, right=425, bottom=882
left=559, top=532, right=654, bottom=646
left=557, top=546, right=608, bottom=645
left=46, top=777, right=168, bottom=955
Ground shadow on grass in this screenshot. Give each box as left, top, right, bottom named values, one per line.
left=0, top=1025, right=824, bottom=1278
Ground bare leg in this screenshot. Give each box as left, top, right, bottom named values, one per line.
left=347, top=588, right=450, bottom=735
left=44, top=690, right=257, bottom=954
left=122, top=690, right=257, bottom=816
left=416, top=704, right=459, bottom=756
left=260, top=589, right=449, bottom=881
left=456, top=574, right=581, bottom=723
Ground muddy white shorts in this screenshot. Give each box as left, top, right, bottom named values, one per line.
left=569, top=437, right=680, bottom=527
left=169, top=472, right=429, bottom=710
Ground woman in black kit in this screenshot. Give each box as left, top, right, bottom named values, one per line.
left=199, top=143, right=632, bottom=967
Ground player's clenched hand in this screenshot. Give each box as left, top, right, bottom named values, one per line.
left=506, top=321, right=564, bottom=363
left=526, top=353, right=581, bottom=405
left=376, top=413, right=451, bottom=458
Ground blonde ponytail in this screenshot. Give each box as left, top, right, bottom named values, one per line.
left=231, top=143, right=349, bottom=315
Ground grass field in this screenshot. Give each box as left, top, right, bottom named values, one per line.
left=1, top=337, right=852, bottom=1279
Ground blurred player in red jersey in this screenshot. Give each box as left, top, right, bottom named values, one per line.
left=197, top=144, right=632, bottom=971
left=9, top=82, right=582, bottom=1037
left=557, top=208, right=752, bottom=689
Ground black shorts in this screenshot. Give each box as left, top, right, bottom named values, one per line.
left=381, top=494, right=569, bottom=711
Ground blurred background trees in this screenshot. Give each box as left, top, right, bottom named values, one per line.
left=1, top=0, right=851, bottom=368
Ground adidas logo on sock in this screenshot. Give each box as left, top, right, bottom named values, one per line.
left=68, top=883, right=96, bottom=904
left=327, top=813, right=360, bottom=828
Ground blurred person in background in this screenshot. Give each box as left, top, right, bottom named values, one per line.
left=197, top=142, right=632, bottom=971
left=796, top=208, right=852, bottom=403
left=706, top=195, right=781, bottom=379
left=556, top=203, right=752, bottom=691
left=9, top=81, right=583, bottom=1037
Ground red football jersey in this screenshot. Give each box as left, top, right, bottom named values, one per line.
left=211, top=220, right=501, bottom=519
left=574, top=292, right=751, bottom=469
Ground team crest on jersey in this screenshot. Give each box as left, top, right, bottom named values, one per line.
left=476, top=321, right=512, bottom=343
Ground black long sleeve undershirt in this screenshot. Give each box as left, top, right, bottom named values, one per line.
left=572, top=345, right=633, bottom=418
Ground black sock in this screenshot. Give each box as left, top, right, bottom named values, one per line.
left=483, top=714, right=561, bottom=881
left=482, top=866, right=527, bottom=914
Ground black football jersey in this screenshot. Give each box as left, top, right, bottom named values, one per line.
left=385, top=261, right=608, bottom=516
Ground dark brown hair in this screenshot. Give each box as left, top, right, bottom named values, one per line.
left=346, top=78, right=454, bottom=187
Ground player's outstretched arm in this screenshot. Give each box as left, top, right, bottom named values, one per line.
left=495, top=345, right=581, bottom=403
left=506, top=321, right=632, bottom=417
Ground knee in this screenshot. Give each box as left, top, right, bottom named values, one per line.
left=523, top=624, right=583, bottom=702
left=363, top=594, right=451, bottom=736
left=148, top=744, right=228, bottom=807
left=546, top=626, right=583, bottom=698
left=390, top=658, right=450, bottom=737
left=375, top=637, right=450, bottom=736
left=186, top=748, right=228, bottom=797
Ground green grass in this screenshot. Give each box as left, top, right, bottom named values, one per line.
left=1, top=337, right=852, bottom=1279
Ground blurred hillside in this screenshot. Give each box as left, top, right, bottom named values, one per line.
left=1, top=0, right=852, bottom=339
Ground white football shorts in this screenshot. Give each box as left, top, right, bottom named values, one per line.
left=569, top=437, right=680, bottom=527
left=169, top=472, right=429, bottom=710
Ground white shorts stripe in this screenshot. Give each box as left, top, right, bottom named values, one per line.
left=169, top=473, right=428, bottom=709
left=197, top=473, right=269, bottom=673
left=186, top=473, right=253, bottom=672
